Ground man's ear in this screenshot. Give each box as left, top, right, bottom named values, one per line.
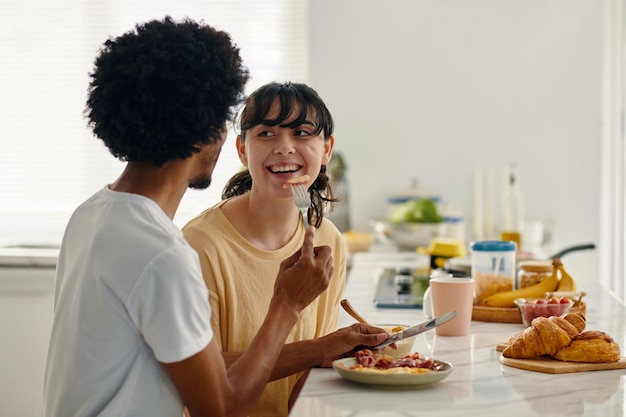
left=236, top=135, right=247, bottom=165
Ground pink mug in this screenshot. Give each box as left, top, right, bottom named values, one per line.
left=429, top=276, right=474, bottom=336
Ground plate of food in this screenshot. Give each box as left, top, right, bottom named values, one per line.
left=332, top=349, right=453, bottom=387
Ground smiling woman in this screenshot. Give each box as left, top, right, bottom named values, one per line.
left=0, top=0, right=309, bottom=246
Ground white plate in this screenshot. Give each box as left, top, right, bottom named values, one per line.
left=332, top=357, right=453, bottom=387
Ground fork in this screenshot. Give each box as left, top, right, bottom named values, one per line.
left=290, top=183, right=310, bottom=226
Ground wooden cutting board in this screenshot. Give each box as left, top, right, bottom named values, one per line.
left=495, top=343, right=626, bottom=374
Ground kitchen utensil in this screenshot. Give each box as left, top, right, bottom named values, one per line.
left=376, top=324, right=417, bottom=357
left=472, top=296, right=587, bottom=323
left=499, top=356, right=626, bottom=374
left=549, top=243, right=595, bottom=259
left=429, top=277, right=474, bottom=336
left=340, top=299, right=370, bottom=324
left=496, top=344, right=626, bottom=374
left=422, top=270, right=453, bottom=319
left=341, top=300, right=418, bottom=357
left=371, top=220, right=445, bottom=250
left=332, top=357, right=454, bottom=387
left=371, top=311, right=457, bottom=349
left=290, top=183, right=310, bottom=225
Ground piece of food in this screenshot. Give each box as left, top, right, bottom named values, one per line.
left=282, top=174, right=311, bottom=189
left=516, top=296, right=572, bottom=327
left=502, top=313, right=586, bottom=359
left=551, top=331, right=621, bottom=363
left=473, top=272, right=513, bottom=306
left=482, top=258, right=579, bottom=307
left=554, top=258, right=577, bottom=292
left=390, top=198, right=443, bottom=224
left=348, top=349, right=445, bottom=373
left=482, top=270, right=560, bottom=307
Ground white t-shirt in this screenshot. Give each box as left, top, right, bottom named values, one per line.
left=44, top=186, right=213, bottom=417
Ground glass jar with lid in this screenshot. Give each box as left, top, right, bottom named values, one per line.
left=518, top=260, right=553, bottom=288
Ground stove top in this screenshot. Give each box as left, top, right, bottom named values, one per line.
left=373, top=266, right=429, bottom=309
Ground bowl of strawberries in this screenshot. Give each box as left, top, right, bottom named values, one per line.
left=514, top=296, right=573, bottom=327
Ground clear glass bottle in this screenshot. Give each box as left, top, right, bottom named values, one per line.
left=500, top=163, right=525, bottom=249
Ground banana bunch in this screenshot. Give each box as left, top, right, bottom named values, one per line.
left=483, top=257, right=576, bottom=307
left=553, top=258, right=576, bottom=292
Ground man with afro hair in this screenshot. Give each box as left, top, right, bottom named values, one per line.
left=42, top=16, right=384, bottom=417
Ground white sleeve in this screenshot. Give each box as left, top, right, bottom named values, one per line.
left=128, top=245, right=214, bottom=363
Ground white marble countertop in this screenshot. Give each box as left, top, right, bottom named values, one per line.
left=289, top=252, right=626, bottom=417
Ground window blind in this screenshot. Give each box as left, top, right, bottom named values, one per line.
left=0, top=0, right=309, bottom=244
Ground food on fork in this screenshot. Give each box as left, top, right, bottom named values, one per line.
left=282, top=174, right=311, bottom=189
left=502, top=313, right=586, bottom=359
left=346, top=349, right=446, bottom=373
left=551, top=331, right=621, bottom=363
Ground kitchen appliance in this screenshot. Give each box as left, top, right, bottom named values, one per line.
left=373, top=267, right=430, bottom=308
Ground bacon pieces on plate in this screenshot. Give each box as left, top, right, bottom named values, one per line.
left=349, top=349, right=444, bottom=373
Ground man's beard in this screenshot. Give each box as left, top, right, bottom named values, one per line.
left=189, top=175, right=212, bottom=190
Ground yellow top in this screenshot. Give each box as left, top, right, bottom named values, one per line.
left=418, top=237, right=467, bottom=258
left=182, top=200, right=346, bottom=417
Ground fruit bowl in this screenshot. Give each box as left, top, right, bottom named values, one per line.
left=371, top=220, right=445, bottom=250
left=514, top=297, right=573, bottom=327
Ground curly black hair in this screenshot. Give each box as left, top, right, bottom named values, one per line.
left=85, top=16, right=250, bottom=166
left=222, top=82, right=338, bottom=228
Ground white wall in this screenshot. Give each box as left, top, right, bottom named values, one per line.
left=311, top=0, right=605, bottom=283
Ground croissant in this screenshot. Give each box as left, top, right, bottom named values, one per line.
left=502, top=313, right=586, bottom=359
left=551, top=330, right=621, bottom=363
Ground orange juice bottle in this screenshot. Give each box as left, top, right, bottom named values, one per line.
left=500, top=231, right=521, bottom=248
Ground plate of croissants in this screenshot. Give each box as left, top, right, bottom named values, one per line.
left=496, top=312, right=625, bottom=373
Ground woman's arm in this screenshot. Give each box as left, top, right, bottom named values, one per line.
left=219, top=323, right=389, bottom=380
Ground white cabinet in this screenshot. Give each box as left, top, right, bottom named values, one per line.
left=0, top=257, right=55, bottom=417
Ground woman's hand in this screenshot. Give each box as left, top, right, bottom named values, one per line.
left=316, top=323, right=389, bottom=367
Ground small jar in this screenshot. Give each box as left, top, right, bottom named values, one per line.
left=518, top=260, right=553, bottom=288
left=470, top=240, right=517, bottom=305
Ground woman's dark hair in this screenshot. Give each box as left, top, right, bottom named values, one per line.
left=222, top=81, right=338, bottom=228
left=85, top=16, right=250, bottom=166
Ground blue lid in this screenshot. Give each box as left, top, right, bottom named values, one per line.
left=387, top=196, right=414, bottom=204
left=387, top=195, right=441, bottom=204
left=470, top=240, right=516, bottom=252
